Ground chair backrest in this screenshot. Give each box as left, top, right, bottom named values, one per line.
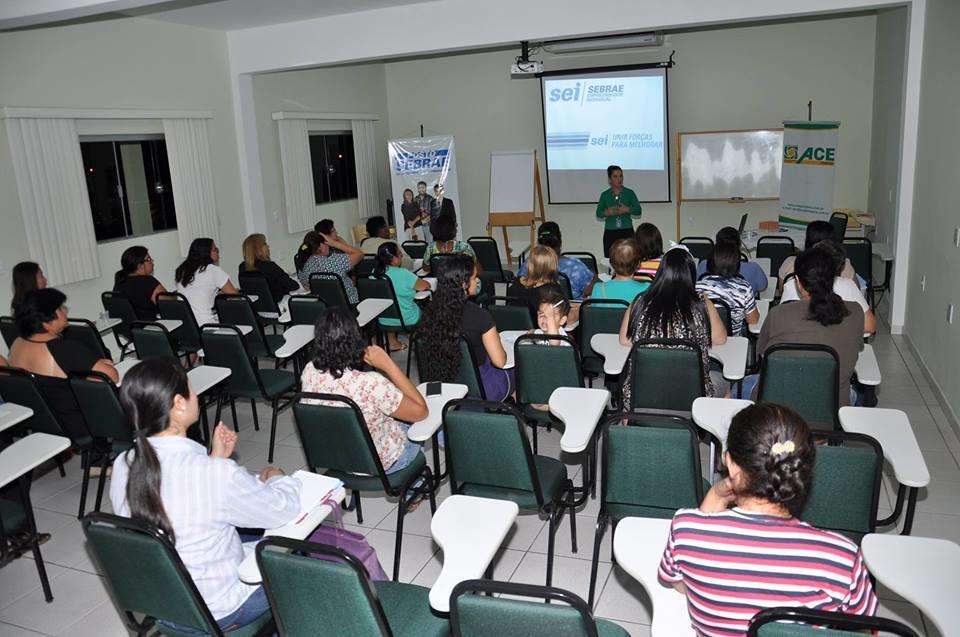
left=287, top=294, right=326, bottom=327
left=679, top=236, right=715, bottom=260
left=842, top=238, right=873, bottom=284
left=468, top=236, right=505, bottom=278
left=561, top=252, right=598, bottom=275
left=709, top=297, right=734, bottom=335
left=601, top=412, right=704, bottom=518
left=401, top=240, right=427, bottom=259
left=628, top=339, right=705, bottom=412
left=482, top=297, right=535, bottom=332
left=799, top=431, right=882, bottom=543
left=68, top=371, right=133, bottom=443
left=63, top=318, right=111, bottom=360
left=829, top=212, right=848, bottom=239
left=309, top=273, right=354, bottom=312
left=453, top=336, right=486, bottom=399
left=557, top=273, right=573, bottom=300
left=101, top=291, right=138, bottom=341
left=130, top=321, right=179, bottom=361
left=199, top=325, right=264, bottom=398
left=0, top=316, right=18, bottom=348
left=257, top=537, right=391, bottom=637
left=156, top=292, right=202, bottom=351
left=356, top=275, right=404, bottom=326
left=237, top=270, right=281, bottom=315
left=757, top=343, right=840, bottom=431
left=443, top=399, right=543, bottom=504
left=748, top=606, right=919, bottom=636
left=214, top=294, right=273, bottom=356
left=515, top=333, right=583, bottom=406
left=755, top=236, right=796, bottom=277
left=0, top=366, right=67, bottom=438
left=354, top=255, right=377, bottom=280
left=578, top=299, right=630, bottom=368
left=82, top=513, right=224, bottom=635
left=451, top=579, right=602, bottom=637
left=291, top=392, right=390, bottom=491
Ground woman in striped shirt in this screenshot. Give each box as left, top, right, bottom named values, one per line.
left=658, top=403, right=877, bottom=636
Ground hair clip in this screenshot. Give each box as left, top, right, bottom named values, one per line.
left=770, top=440, right=796, bottom=457
left=300, top=243, right=308, bottom=251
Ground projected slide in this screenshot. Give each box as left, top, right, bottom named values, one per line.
left=541, top=67, right=670, bottom=203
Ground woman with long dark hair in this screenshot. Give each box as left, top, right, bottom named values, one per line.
left=695, top=239, right=760, bottom=335
left=618, top=246, right=728, bottom=405
left=418, top=254, right=514, bottom=401
left=659, top=403, right=878, bottom=634
left=633, top=222, right=664, bottom=281
left=294, top=229, right=363, bottom=304
left=174, top=238, right=238, bottom=326
left=11, top=261, right=47, bottom=311
left=374, top=242, right=430, bottom=352
left=114, top=245, right=167, bottom=320
left=110, top=357, right=299, bottom=633
left=239, top=233, right=299, bottom=303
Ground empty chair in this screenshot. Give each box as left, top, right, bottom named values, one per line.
left=100, top=291, right=138, bottom=359
left=157, top=292, right=203, bottom=356
left=577, top=299, right=629, bottom=383
left=309, top=273, right=355, bottom=312
left=468, top=236, right=512, bottom=283
left=757, top=343, right=840, bottom=431
left=749, top=607, right=918, bottom=636
left=401, top=240, right=428, bottom=260
left=237, top=270, right=283, bottom=325
left=679, top=236, right=714, bottom=260
left=755, top=236, right=796, bottom=278
left=130, top=321, right=180, bottom=361
left=214, top=294, right=284, bottom=361
left=287, top=294, right=326, bottom=327
left=829, top=211, right=848, bottom=239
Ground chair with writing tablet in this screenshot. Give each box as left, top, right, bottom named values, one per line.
left=157, top=292, right=203, bottom=358
left=287, top=294, right=326, bottom=327
left=679, top=236, right=714, bottom=261
left=308, top=273, right=355, bottom=314
left=578, top=299, right=630, bottom=385
left=830, top=211, right=849, bottom=239
left=481, top=297, right=535, bottom=332
left=748, top=607, right=918, bottom=636
left=756, top=236, right=796, bottom=278
left=401, top=240, right=428, bottom=260
left=626, top=338, right=706, bottom=415
left=237, top=270, right=283, bottom=328
left=757, top=343, right=840, bottom=432
left=100, top=291, right=138, bottom=360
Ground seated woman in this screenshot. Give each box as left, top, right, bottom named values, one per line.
left=696, top=227, right=768, bottom=293
left=757, top=245, right=865, bottom=406
left=174, top=238, right=239, bottom=327
left=659, top=403, right=878, bottom=634
left=517, top=222, right=596, bottom=300
left=373, top=241, right=431, bottom=352
left=300, top=307, right=428, bottom=473
left=362, top=216, right=414, bottom=270
left=295, top=230, right=363, bottom=305
left=779, top=220, right=858, bottom=291
left=9, top=288, right=119, bottom=440
left=418, top=255, right=514, bottom=402
left=695, top=239, right=760, bottom=335
left=110, top=357, right=299, bottom=633
left=508, top=245, right=564, bottom=321
left=589, top=238, right=649, bottom=303
left=238, top=233, right=299, bottom=303
left=114, top=246, right=167, bottom=320
left=619, top=246, right=728, bottom=405
left=11, top=261, right=47, bottom=312
left=422, top=216, right=475, bottom=274
left=633, top=223, right=664, bottom=281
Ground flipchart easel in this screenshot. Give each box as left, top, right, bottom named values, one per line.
left=487, top=150, right=546, bottom=263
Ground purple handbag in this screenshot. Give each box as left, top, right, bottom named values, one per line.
left=307, top=497, right=388, bottom=581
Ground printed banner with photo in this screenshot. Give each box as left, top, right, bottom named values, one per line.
left=779, top=121, right=840, bottom=230
left=387, top=135, right=461, bottom=243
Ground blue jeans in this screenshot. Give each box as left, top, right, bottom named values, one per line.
left=159, top=586, right=272, bottom=634
left=385, top=423, right=423, bottom=475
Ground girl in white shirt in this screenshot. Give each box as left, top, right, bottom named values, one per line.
left=110, top=358, right=300, bottom=632
left=174, top=238, right=239, bottom=327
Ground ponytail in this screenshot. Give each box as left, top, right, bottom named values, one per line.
left=374, top=242, right=400, bottom=276
left=795, top=247, right=848, bottom=326
left=116, top=245, right=149, bottom=286
left=294, top=232, right=324, bottom=274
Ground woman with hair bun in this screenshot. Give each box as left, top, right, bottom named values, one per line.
left=658, top=403, right=878, bottom=635
left=373, top=241, right=430, bottom=352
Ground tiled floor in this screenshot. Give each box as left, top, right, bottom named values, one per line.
left=1, top=313, right=957, bottom=636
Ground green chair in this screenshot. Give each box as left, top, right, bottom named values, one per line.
left=578, top=299, right=629, bottom=384
left=287, top=294, right=326, bottom=327
left=101, top=291, right=138, bottom=360
left=309, top=273, right=355, bottom=313
left=626, top=338, right=706, bottom=413
left=757, top=343, right=840, bottom=432
left=357, top=275, right=418, bottom=376
left=157, top=292, right=203, bottom=356
left=82, top=512, right=275, bottom=637
left=68, top=371, right=135, bottom=515
left=755, top=236, right=795, bottom=277
left=482, top=297, right=535, bottom=332
left=401, top=240, right=428, bottom=260
left=0, top=315, right=18, bottom=348
left=468, top=236, right=514, bottom=285
left=843, top=238, right=875, bottom=308
left=557, top=273, right=573, bottom=300
left=587, top=412, right=705, bottom=606
left=63, top=318, right=112, bottom=360
left=417, top=336, right=486, bottom=400
left=131, top=320, right=181, bottom=361
left=799, top=430, right=882, bottom=545
left=451, top=579, right=628, bottom=637
left=257, top=537, right=448, bottom=637
left=200, top=325, right=297, bottom=462
left=748, top=607, right=918, bottom=636
left=291, top=392, right=436, bottom=581
left=355, top=254, right=378, bottom=280
left=707, top=296, right=734, bottom=336
left=561, top=251, right=599, bottom=276
left=214, top=294, right=285, bottom=362
left=237, top=270, right=283, bottom=327
left=679, top=236, right=714, bottom=261
left=829, top=211, right=849, bottom=239
left=442, top=399, right=576, bottom=587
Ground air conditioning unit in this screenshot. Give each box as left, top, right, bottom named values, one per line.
left=543, top=33, right=664, bottom=54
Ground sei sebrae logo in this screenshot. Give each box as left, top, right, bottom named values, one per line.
left=548, top=81, right=625, bottom=105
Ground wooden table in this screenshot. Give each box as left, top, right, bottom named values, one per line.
left=408, top=382, right=469, bottom=486
left=590, top=333, right=749, bottom=381
left=429, top=495, right=519, bottom=612
left=861, top=533, right=958, bottom=636
left=0, top=402, right=34, bottom=434
left=613, top=517, right=694, bottom=637
left=356, top=298, right=393, bottom=328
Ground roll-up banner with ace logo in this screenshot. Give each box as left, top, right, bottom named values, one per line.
left=779, top=121, right=840, bottom=230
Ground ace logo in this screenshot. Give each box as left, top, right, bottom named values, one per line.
left=783, top=145, right=835, bottom=165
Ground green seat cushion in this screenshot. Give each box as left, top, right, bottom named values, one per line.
left=156, top=610, right=274, bottom=637
left=522, top=405, right=563, bottom=427
left=374, top=581, right=450, bottom=637
left=332, top=449, right=426, bottom=493
left=0, top=497, right=27, bottom=534
left=597, top=619, right=631, bottom=636
left=257, top=369, right=297, bottom=399
left=460, top=455, right=567, bottom=510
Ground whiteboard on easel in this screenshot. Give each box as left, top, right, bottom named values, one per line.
left=489, top=150, right=536, bottom=213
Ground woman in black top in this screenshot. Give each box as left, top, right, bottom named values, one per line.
left=239, top=234, right=300, bottom=303
left=11, top=261, right=47, bottom=312
left=113, top=246, right=167, bottom=320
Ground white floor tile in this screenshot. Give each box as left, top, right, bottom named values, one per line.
left=0, top=568, right=111, bottom=635
left=55, top=599, right=134, bottom=637
left=0, top=621, right=48, bottom=636
left=362, top=528, right=439, bottom=583
left=0, top=558, right=67, bottom=612
left=508, top=552, right=612, bottom=605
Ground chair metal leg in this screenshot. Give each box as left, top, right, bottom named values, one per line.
left=214, top=394, right=224, bottom=429
left=567, top=482, right=578, bottom=553
left=267, top=398, right=279, bottom=463
left=394, top=495, right=407, bottom=581
left=546, top=507, right=558, bottom=588
left=531, top=421, right=539, bottom=455
left=425, top=467, right=437, bottom=514
left=56, top=456, right=65, bottom=478
left=229, top=398, right=239, bottom=433
left=354, top=491, right=364, bottom=524
left=588, top=515, right=610, bottom=608
left=250, top=398, right=260, bottom=431
left=78, top=449, right=91, bottom=519
left=94, top=450, right=110, bottom=512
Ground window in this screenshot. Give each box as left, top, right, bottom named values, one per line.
left=80, top=137, right=177, bottom=242
left=309, top=133, right=357, bottom=205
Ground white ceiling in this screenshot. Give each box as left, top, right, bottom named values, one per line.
left=128, top=0, right=433, bottom=31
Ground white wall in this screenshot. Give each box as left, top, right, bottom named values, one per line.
left=0, top=17, right=245, bottom=327
left=905, top=0, right=960, bottom=422
left=383, top=15, right=877, bottom=253
left=250, top=64, right=391, bottom=267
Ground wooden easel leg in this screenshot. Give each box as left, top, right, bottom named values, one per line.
left=501, top=225, right=511, bottom=264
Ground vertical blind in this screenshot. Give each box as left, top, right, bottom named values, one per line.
left=277, top=118, right=314, bottom=234
left=351, top=119, right=379, bottom=220
left=163, top=118, right=220, bottom=256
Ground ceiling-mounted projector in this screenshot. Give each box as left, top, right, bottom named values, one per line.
left=543, top=33, right=663, bottom=54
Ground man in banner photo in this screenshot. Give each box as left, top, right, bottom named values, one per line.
left=779, top=121, right=840, bottom=230
left=388, top=136, right=462, bottom=243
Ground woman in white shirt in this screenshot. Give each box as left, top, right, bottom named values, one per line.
left=110, top=357, right=300, bottom=633
left=175, top=238, right=239, bottom=327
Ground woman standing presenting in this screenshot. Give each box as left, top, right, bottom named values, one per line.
left=596, top=164, right=642, bottom=257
